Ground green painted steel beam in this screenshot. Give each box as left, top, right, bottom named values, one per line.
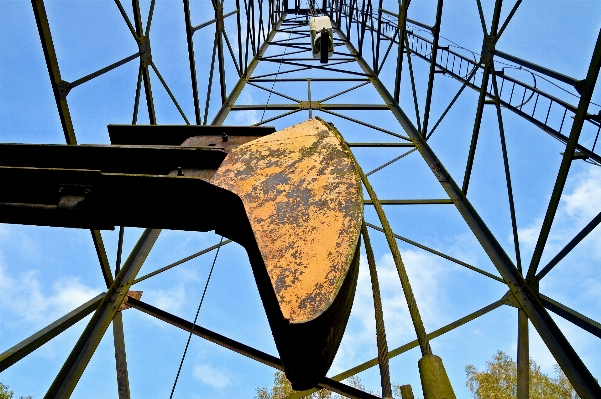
left=44, top=228, right=160, bottom=399
left=112, top=312, right=131, bottom=399
left=364, top=199, right=453, bottom=205
left=540, top=295, right=601, bottom=339
left=0, top=293, right=104, bottom=372
left=30, top=0, right=77, bottom=145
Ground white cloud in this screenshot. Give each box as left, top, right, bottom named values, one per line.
left=144, top=283, right=187, bottom=315
left=0, top=263, right=101, bottom=326
left=193, top=363, right=232, bottom=389
left=518, top=166, right=601, bottom=260
left=331, top=249, right=452, bottom=374
left=563, top=167, right=601, bottom=222
left=232, top=90, right=261, bottom=126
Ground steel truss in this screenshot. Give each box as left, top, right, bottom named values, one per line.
left=1, top=0, right=600, bottom=398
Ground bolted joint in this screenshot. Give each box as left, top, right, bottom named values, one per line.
left=480, top=35, right=497, bottom=66
left=216, top=7, right=224, bottom=31
left=138, top=36, right=152, bottom=67
left=57, top=185, right=93, bottom=211
left=398, top=7, right=406, bottom=23
left=56, top=80, right=72, bottom=98
left=574, top=79, right=590, bottom=96
left=118, top=291, right=143, bottom=311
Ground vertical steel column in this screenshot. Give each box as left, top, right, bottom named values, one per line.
left=113, top=312, right=131, bottom=399
left=212, top=12, right=287, bottom=125
left=132, top=0, right=157, bottom=124
left=113, top=226, right=130, bottom=399
left=517, top=309, right=529, bottom=399
left=421, top=0, right=443, bottom=136
left=462, top=0, right=505, bottom=194
left=45, top=229, right=160, bottom=399
left=393, top=0, right=410, bottom=103
left=216, top=4, right=227, bottom=104
left=183, top=0, right=202, bottom=125
left=526, top=28, right=601, bottom=281
left=30, top=0, right=77, bottom=145
left=374, top=0, right=384, bottom=72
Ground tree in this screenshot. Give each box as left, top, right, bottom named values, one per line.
left=255, top=371, right=371, bottom=399
left=465, top=351, right=580, bottom=399
left=0, top=383, right=32, bottom=399
left=0, top=383, right=13, bottom=399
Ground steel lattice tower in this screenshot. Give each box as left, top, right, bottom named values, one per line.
left=0, top=1, right=600, bottom=398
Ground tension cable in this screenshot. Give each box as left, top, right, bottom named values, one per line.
left=169, top=235, right=225, bottom=398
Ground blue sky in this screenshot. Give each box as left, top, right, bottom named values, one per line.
left=0, top=0, right=600, bottom=398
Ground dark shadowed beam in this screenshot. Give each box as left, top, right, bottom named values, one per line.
left=420, top=0, right=444, bottom=136
left=462, top=0, right=505, bottom=195
left=30, top=0, right=76, bottom=145
left=128, top=298, right=381, bottom=399
left=535, top=210, right=601, bottom=281
left=540, top=295, right=601, bottom=339
left=393, top=0, right=411, bottom=102
left=0, top=293, right=104, bottom=372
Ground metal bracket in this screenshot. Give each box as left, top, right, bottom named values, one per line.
left=299, top=100, right=320, bottom=109
left=58, top=185, right=93, bottom=211
left=480, top=35, right=496, bottom=66
left=118, top=291, right=143, bottom=311
left=574, top=79, right=589, bottom=96
left=138, top=36, right=152, bottom=67
left=56, top=80, right=71, bottom=98
left=500, top=291, right=521, bottom=308
left=216, top=7, right=224, bottom=31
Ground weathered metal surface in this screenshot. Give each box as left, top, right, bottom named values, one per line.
left=118, top=291, right=143, bottom=311
left=174, top=134, right=264, bottom=181
left=0, top=120, right=363, bottom=390
left=211, top=118, right=363, bottom=389
left=212, top=118, right=363, bottom=323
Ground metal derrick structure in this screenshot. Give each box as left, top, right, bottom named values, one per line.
left=0, top=0, right=600, bottom=398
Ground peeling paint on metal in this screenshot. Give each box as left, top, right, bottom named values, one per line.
left=211, top=119, right=363, bottom=323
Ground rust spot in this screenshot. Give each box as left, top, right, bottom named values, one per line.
left=118, top=291, right=143, bottom=311
left=211, top=119, right=363, bottom=323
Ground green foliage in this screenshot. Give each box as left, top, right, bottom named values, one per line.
left=255, top=371, right=371, bottom=399
left=0, top=383, right=31, bottom=399
left=465, top=351, right=580, bottom=399
left=0, top=383, right=13, bottom=399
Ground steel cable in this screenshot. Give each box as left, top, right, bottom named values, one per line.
left=334, top=125, right=433, bottom=356
left=169, top=235, right=224, bottom=398
left=361, top=222, right=393, bottom=398
left=260, top=31, right=292, bottom=122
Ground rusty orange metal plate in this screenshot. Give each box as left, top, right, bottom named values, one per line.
left=211, top=118, right=363, bottom=389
